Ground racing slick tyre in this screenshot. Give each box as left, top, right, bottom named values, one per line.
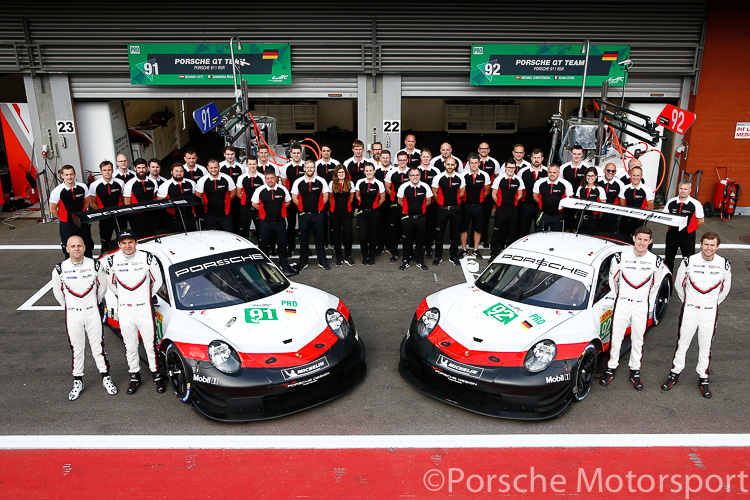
left=165, top=343, right=191, bottom=403
left=572, top=343, right=597, bottom=402
left=653, top=276, right=671, bottom=325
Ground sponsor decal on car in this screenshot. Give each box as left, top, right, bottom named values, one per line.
left=436, top=355, right=484, bottom=378
left=193, top=374, right=219, bottom=385
left=501, top=253, right=590, bottom=278
left=482, top=302, right=518, bottom=325
left=520, top=320, right=534, bottom=330
left=545, top=373, right=571, bottom=384
left=245, top=307, right=279, bottom=324
left=529, top=313, right=545, bottom=325
left=432, top=367, right=478, bottom=386
left=599, top=309, right=613, bottom=339
left=284, top=372, right=330, bottom=388
left=281, top=357, right=330, bottom=380
left=155, top=310, right=164, bottom=341
left=281, top=300, right=297, bottom=315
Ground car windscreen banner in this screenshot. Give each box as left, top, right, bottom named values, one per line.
left=497, top=251, right=593, bottom=285
left=470, top=44, right=629, bottom=86
left=128, top=43, right=291, bottom=85
left=559, top=198, right=688, bottom=230
left=171, top=249, right=267, bottom=282
left=73, top=196, right=201, bottom=225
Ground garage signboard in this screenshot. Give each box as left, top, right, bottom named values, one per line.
left=470, top=44, right=629, bottom=87
left=128, top=43, right=291, bottom=85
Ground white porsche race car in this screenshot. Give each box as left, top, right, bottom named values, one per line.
left=399, top=200, right=683, bottom=420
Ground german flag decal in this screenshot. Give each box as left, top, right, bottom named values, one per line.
left=263, top=50, right=279, bottom=60
left=285, top=308, right=297, bottom=315
left=521, top=320, right=533, bottom=330
left=602, top=51, right=619, bottom=61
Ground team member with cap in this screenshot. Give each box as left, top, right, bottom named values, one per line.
left=52, top=235, right=117, bottom=400
left=105, top=229, right=165, bottom=395
left=662, top=232, right=731, bottom=398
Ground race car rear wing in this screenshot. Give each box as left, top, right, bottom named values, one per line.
left=73, top=196, right=202, bottom=233
left=559, top=198, right=688, bottom=231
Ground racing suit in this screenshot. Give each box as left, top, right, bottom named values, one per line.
left=52, top=257, right=110, bottom=377
left=607, top=247, right=663, bottom=370
left=671, top=253, right=731, bottom=378
left=106, top=249, right=163, bottom=374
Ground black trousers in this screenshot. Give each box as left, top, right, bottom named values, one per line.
left=229, top=197, right=242, bottom=234
left=168, top=213, right=196, bottom=233
left=204, top=214, right=232, bottom=232
left=578, top=212, right=599, bottom=234
left=619, top=216, right=643, bottom=239
left=539, top=212, right=565, bottom=232
left=59, top=221, right=94, bottom=258
left=434, top=206, right=461, bottom=259
left=357, top=209, right=380, bottom=259
left=98, top=216, right=126, bottom=253
left=387, top=203, right=404, bottom=255
left=597, top=212, right=619, bottom=234
left=331, top=212, right=353, bottom=259
left=131, top=213, right=157, bottom=239
left=286, top=203, right=299, bottom=252
left=491, top=205, right=518, bottom=253
left=402, top=215, right=426, bottom=264
left=258, top=219, right=289, bottom=266
left=423, top=202, right=437, bottom=252
left=298, top=212, right=326, bottom=263
left=518, top=202, right=540, bottom=236
left=665, top=229, right=696, bottom=272
left=375, top=203, right=388, bottom=252
left=480, top=196, right=495, bottom=244
left=238, top=204, right=259, bottom=241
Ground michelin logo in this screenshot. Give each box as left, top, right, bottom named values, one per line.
left=545, top=373, right=571, bottom=384
left=281, top=357, right=330, bottom=380
left=436, top=355, right=483, bottom=379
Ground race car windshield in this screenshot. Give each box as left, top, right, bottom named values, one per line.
left=172, top=260, right=289, bottom=310
left=476, top=263, right=589, bottom=310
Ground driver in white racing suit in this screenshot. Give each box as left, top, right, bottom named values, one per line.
left=661, top=231, right=731, bottom=398
left=52, top=235, right=118, bottom=400
left=106, top=229, right=165, bottom=394
left=600, top=226, right=663, bottom=390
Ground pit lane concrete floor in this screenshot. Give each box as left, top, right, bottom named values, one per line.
left=1, top=213, right=749, bottom=435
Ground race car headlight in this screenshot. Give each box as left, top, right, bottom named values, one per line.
left=207, top=340, right=241, bottom=374
left=326, top=309, right=351, bottom=340
left=416, top=307, right=440, bottom=338
left=524, top=340, right=557, bottom=373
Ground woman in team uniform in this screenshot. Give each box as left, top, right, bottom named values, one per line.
left=574, top=167, right=606, bottom=234
left=329, top=164, right=356, bottom=267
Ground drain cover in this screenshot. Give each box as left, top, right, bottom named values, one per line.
left=739, top=234, right=750, bottom=244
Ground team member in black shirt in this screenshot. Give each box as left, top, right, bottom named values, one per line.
left=597, top=162, right=625, bottom=233
left=114, top=153, right=135, bottom=184
left=49, top=164, right=94, bottom=258
left=236, top=155, right=265, bottom=241
left=662, top=181, right=705, bottom=271
left=354, top=163, right=386, bottom=266
left=490, top=159, right=525, bottom=258
left=418, top=148, right=440, bottom=258
left=517, top=149, right=547, bottom=236
left=219, top=145, right=245, bottom=234
left=460, top=153, right=491, bottom=259
left=123, top=158, right=158, bottom=238
left=291, top=159, right=331, bottom=271
left=156, top=162, right=198, bottom=232
left=397, top=134, right=421, bottom=168
left=397, top=167, right=432, bottom=270
left=573, top=167, right=606, bottom=234
left=195, top=158, right=236, bottom=232
left=329, top=164, right=355, bottom=267
left=344, top=139, right=367, bottom=186
left=431, top=157, right=466, bottom=266
left=384, top=152, right=412, bottom=262
left=88, top=160, right=125, bottom=252
left=477, top=142, right=501, bottom=247
left=618, top=165, right=654, bottom=238
left=532, top=163, right=573, bottom=232
left=251, top=168, right=295, bottom=275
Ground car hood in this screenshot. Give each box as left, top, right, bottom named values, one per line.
left=181, top=282, right=339, bottom=354
left=430, top=284, right=583, bottom=355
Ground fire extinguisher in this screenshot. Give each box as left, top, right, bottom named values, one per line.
left=705, top=167, right=742, bottom=220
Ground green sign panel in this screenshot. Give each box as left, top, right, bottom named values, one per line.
left=483, top=302, right=519, bottom=325
left=128, top=43, right=291, bottom=85
left=470, top=44, right=630, bottom=87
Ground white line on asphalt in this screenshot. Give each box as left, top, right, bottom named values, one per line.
left=1, top=434, right=749, bottom=449
left=16, top=280, right=61, bottom=311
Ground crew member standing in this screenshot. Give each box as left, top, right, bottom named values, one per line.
left=532, top=163, right=573, bottom=232
left=315, top=144, right=339, bottom=246
left=354, top=163, right=386, bottom=266
left=88, top=160, right=125, bottom=253
left=251, top=168, right=295, bottom=275
left=195, top=158, right=236, bottom=231
left=597, top=162, right=625, bottom=233
left=329, top=164, right=355, bottom=267
left=219, top=145, right=245, bottom=234
left=600, top=227, right=663, bottom=391
left=156, top=162, right=198, bottom=232
left=281, top=144, right=306, bottom=254
left=397, top=166, right=432, bottom=270
left=397, top=134, right=421, bottom=168
left=384, top=152, right=412, bottom=262
left=517, top=149, right=547, bottom=236
left=490, top=159, right=525, bottom=259
left=662, top=181, right=704, bottom=272
left=430, top=142, right=463, bottom=173
left=236, top=155, right=265, bottom=241
left=477, top=142, right=501, bottom=247
left=619, top=165, right=654, bottom=238
left=123, top=158, right=158, bottom=238
left=52, top=235, right=117, bottom=400
left=49, top=164, right=94, bottom=258
left=573, top=167, right=606, bottom=234
left=459, top=153, right=491, bottom=258
left=418, top=148, right=440, bottom=258
left=344, top=139, right=367, bottom=185
left=114, top=154, right=135, bottom=184
left=105, top=229, right=165, bottom=395
left=431, top=157, right=465, bottom=266
left=662, top=232, right=731, bottom=398
left=291, top=159, right=330, bottom=270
